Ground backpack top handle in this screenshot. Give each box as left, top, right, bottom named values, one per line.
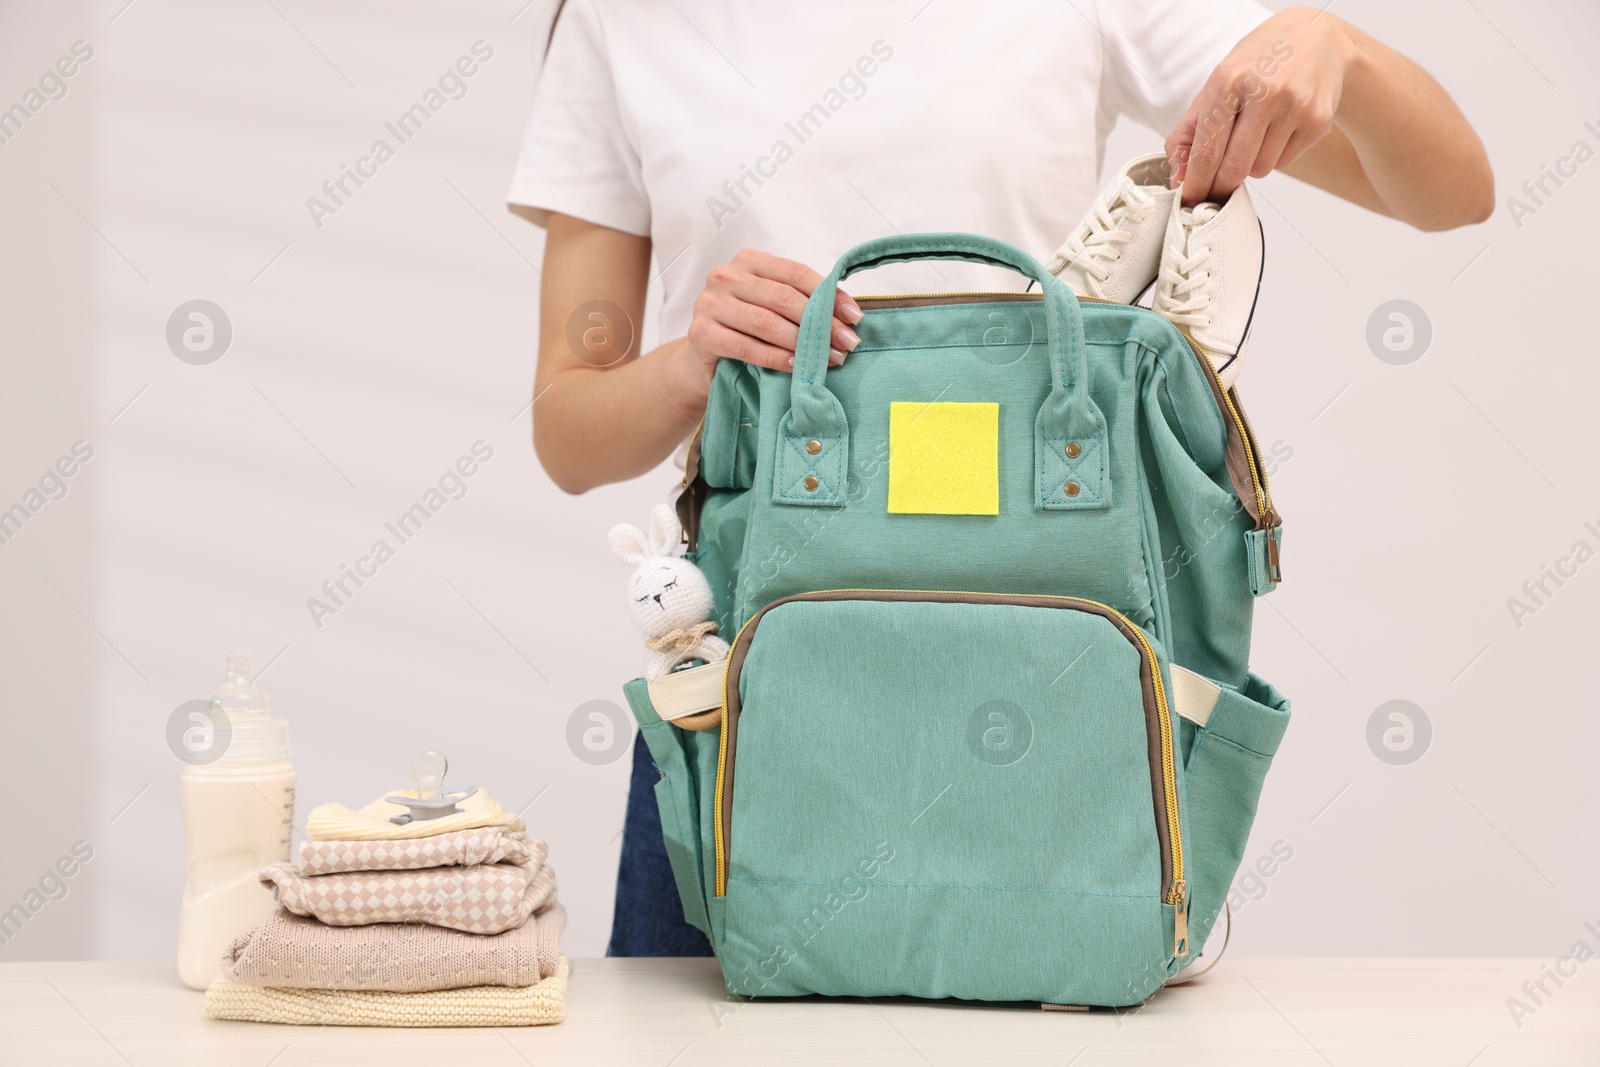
left=776, top=232, right=1110, bottom=513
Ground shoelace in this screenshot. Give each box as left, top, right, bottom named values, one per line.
left=1047, top=177, right=1158, bottom=282
left=1154, top=203, right=1220, bottom=328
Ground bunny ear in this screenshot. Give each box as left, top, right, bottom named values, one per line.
left=646, top=503, right=682, bottom=557
left=608, top=523, right=650, bottom=565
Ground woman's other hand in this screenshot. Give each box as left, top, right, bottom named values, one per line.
left=1164, top=8, right=1492, bottom=230
left=670, top=248, right=863, bottom=403
left=1165, top=8, right=1350, bottom=205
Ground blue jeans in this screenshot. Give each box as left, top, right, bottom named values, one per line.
left=606, top=735, right=714, bottom=957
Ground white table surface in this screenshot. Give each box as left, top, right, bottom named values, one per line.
left=1, top=957, right=1595, bottom=1066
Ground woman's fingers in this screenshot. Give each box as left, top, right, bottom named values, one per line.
left=720, top=254, right=861, bottom=363
left=734, top=247, right=819, bottom=289
left=1250, top=117, right=1296, bottom=180
left=726, top=273, right=861, bottom=353
left=1208, top=102, right=1273, bottom=200
left=1179, top=86, right=1240, bottom=205
left=728, top=271, right=809, bottom=323
left=713, top=301, right=849, bottom=368
left=1275, top=91, right=1336, bottom=171
left=1274, top=124, right=1323, bottom=172
left=1164, top=106, right=1200, bottom=188
left=734, top=248, right=864, bottom=326
left=834, top=288, right=864, bottom=327
left=686, top=316, right=796, bottom=373
left=707, top=288, right=801, bottom=351
left=689, top=249, right=861, bottom=376
left=691, top=299, right=846, bottom=372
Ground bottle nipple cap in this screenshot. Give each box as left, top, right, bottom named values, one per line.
left=385, top=750, right=477, bottom=824
left=205, top=652, right=289, bottom=762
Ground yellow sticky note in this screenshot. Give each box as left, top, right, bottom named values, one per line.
left=887, top=401, right=999, bottom=515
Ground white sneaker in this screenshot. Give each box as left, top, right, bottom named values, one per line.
left=1155, top=184, right=1264, bottom=389
left=1048, top=153, right=1176, bottom=303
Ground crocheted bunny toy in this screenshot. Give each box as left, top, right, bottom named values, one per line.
left=609, top=503, right=729, bottom=684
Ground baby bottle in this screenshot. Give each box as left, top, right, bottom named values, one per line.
left=175, top=653, right=295, bottom=990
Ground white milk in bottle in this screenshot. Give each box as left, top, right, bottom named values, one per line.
left=175, top=653, right=295, bottom=989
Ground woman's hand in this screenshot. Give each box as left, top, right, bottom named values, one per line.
left=1166, top=8, right=1352, bottom=205
left=1164, top=8, right=1492, bottom=230
left=668, top=248, right=863, bottom=404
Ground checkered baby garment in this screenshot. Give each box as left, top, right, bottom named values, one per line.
left=261, top=844, right=554, bottom=934
left=295, top=827, right=536, bottom=874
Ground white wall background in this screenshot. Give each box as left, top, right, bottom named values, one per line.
left=2, top=0, right=1598, bottom=965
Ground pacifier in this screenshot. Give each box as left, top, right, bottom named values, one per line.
left=385, top=750, right=478, bottom=824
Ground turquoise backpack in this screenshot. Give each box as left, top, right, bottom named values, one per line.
left=623, top=233, right=1290, bottom=1008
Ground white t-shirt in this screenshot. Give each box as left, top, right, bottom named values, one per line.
left=508, top=0, right=1267, bottom=338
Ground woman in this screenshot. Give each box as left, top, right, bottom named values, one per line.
left=507, top=1, right=1490, bottom=956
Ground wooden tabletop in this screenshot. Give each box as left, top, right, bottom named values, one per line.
left=2, top=957, right=1594, bottom=1066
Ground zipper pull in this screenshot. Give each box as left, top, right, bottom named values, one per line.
left=1172, top=879, right=1189, bottom=958
left=1265, top=524, right=1282, bottom=584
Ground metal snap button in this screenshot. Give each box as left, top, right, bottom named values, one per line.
left=1065, top=441, right=1081, bottom=459
left=1064, top=481, right=1080, bottom=497
left=803, top=475, right=819, bottom=492
left=806, top=439, right=822, bottom=455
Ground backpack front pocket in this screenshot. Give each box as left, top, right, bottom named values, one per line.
left=713, top=590, right=1190, bottom=1006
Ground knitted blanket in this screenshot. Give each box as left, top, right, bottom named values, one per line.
left=206, top=957, right=569, bottom=1027
left=221, top=903, right=565, bottom=992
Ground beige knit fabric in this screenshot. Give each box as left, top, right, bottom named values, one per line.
left=261, top=857, right=555, bottom=934
left=296, top=827, right=536, bottom=874
left=205, top=957, right=569, bottom=1027
left=221, top=903, right=566, bottom=991
left=306, top=788, right=523, bottom=841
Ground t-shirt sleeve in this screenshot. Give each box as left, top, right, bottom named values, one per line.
left=506, top=0, right=650, bottom=234
left=1096, top=0, right=1272, bottom=135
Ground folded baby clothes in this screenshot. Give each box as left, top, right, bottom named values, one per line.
left=296, top=827, right=536, bottom=874
left=206, top=957, right=569, bottom=1027
left=260, top=855, right=556, bottom=934
left=221, top=902, right=566, bottom=992
left=306, top=787, right=524, bottom=841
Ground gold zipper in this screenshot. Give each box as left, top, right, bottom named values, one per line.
left=712, top=588, right=1187, bottom=951
left=854, top=290, right=1036, bottom=301
left=1197, top=342, right=1274, bottom=526
left=679, top=413, right=706, bottom=494
left=676, top=412, right=709, bottom=553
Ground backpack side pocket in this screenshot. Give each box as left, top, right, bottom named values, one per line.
left=1177, top=672, right=1289, bottom=961
left=623, top=678, right=712, bottom=935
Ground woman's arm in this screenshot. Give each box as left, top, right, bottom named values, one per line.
left=1166, top=7, right=1493, bottom=231
left=533, top=214, right=861, bottom=494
